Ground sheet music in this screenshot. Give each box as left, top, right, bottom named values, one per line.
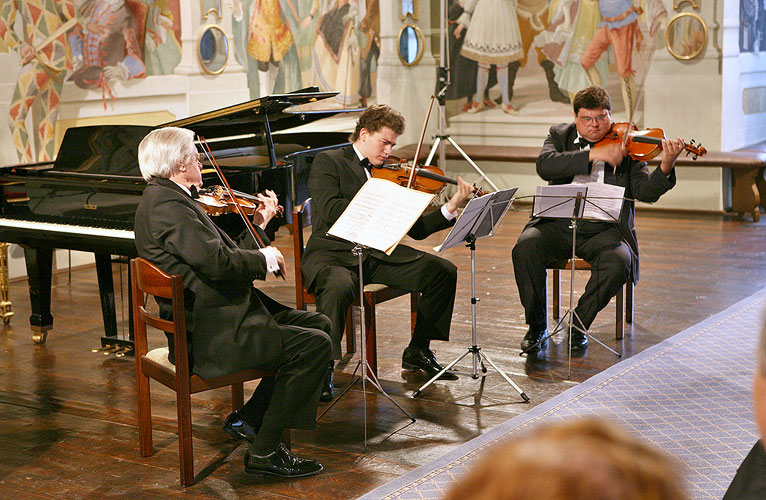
left=581, top=183, right=624, bottom=221
left=327, top=178, right=434, bottom=255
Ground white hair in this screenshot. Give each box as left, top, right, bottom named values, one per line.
left=137, top=127, right=195, bottom=182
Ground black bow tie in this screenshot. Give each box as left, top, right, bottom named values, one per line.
left=360, top=157, right=372, bottom=173
left=189, top=185, right=200, bottom=199
left=578, top=139, right=593, bottom=149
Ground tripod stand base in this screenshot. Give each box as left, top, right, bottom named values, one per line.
left=412, top=346, right=529, bottom=402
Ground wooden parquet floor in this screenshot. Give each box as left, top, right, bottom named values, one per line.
left=1, top=208, right=765, bottom=500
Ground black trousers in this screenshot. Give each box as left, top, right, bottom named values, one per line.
left=311, top=253, right=458, bottom=359
left=512, top=219, right=631, bottom=332
left=238, top=309, right=331, bottom=441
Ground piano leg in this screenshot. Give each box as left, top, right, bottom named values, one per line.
left=0, top=242, right=14, bottom=325
left=95, top=253, right=118, bottom=339
left=23, top=247, right=53, bottom=344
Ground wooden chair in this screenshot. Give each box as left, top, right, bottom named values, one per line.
left=131, top=257, right=280, bottom=487
left=549, top=259, right=633, bottom=340
left=292, top=199, right=418, bottom=377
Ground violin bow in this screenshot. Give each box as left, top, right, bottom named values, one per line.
left=621, top=12, right=660, bottom=149
left=407, top=95, right=436, bottom=190
left=198, top=136, right=285, bottom=280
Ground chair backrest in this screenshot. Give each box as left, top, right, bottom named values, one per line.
left=130, top=257, right=191, bottom=381
left=292, top=198, right=313, bottom=306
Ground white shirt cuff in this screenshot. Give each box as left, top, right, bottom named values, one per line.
left=258, top=247, right=280, bottom=273
left=441, top=204, right=458, bottom=221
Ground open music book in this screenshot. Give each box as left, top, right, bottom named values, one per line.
left=327, top=178, right=435, bottom=254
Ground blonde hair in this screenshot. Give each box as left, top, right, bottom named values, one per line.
left=137, top=127, right=196, bottom=182
left=443, top=418, right=689, bottom=500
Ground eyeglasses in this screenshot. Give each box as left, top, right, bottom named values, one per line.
left=578, top=114, right=610, bottom=124
left=188, top=152, right=205, bottom=163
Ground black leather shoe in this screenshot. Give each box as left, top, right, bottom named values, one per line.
left=570, top=332, right=588, bottom=351
left=223, top=410, right=258, bottom=444
left=320, top=362, right=334, bottom=402
left=402, top=345, right=458, bottom=380
left=244, top=443, right=323, bottom=478
left=520, top=329, right=548, bottom=353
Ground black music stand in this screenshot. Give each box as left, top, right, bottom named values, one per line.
left=524, top=184, right=624, bottom=378
left=412, top=188, right=528, bottom=402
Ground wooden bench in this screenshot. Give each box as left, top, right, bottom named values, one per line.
left=395, top=143, right=766, bottom=222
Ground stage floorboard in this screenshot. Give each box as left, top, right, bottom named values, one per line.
left=1, top=208, right=764, bottom=499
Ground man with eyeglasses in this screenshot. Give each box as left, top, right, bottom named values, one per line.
left=513, top=85, right=684, bottom=354
left=301, top=104, right=475, bottom=401
left=134, top=127, right=332, bottom=478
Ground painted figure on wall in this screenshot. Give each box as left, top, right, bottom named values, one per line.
left=455, top=0, right=524, bottom=115
left=67, top=0, right=147, bottom=94
left=357, top=0, right=379, bottom=107
left=0, top=0, right=77, bottom=163
left=537, top=0, right=666, bottom=120
left=232, top=0, right=302, bottom=99
left=312, top=0, right=361, bottom=107
left=143, top=0, right=181, bottom=75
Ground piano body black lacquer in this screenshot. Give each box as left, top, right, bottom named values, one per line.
left=0, top=89, right=354, bottom=353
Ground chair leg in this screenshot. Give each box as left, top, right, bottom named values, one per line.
left=626, top=280, right=634, bottom=324
left=176, top=388, right=194, bottom=486
left=345, top=306, right=356, bottom=353
left=409, top=292, right=418, bottom=338
left=364, top=293, right=378, bottom=379
left=136, top=364, right=153, bottom=458
left=231, top=382, right=244, bottom=411
left=615, top=285, right=624, bottom=340
left=552, top=269, right=561, bottom=320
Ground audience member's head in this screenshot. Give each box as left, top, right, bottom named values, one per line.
left=443, top=418, right=689, bottom=500
left=753, top=319, right=766, bottom=446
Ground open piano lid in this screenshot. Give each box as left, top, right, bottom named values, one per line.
left=160, top=88, right=350, bottom=139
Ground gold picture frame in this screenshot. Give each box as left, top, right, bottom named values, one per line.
left=197, top=25, right=229, bottom=75
left=397, top=24, right=425, bottom=66
left=665, top=12, right=708, bottom=60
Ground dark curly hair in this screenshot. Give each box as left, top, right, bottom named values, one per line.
left=350, top=104, right=405, bottom=142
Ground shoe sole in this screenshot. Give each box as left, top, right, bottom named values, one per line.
left=244, top=464, right=323, bottom=478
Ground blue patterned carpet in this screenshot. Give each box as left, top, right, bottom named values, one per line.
left=360, top=288, right=766, bottom=500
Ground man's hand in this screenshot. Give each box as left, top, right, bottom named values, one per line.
left=660, top=136, right=685, bottom=175
left=20, top=43, right=34, bottom=65
left=251, top=189, right=280, bottom=229
left=273, top=247, right=287, bottom=277
left=445, top=176, right=475, bottom=213
left=589, top=142, right=627, bottom=167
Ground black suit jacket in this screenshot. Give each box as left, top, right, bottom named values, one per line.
left=134, top=178, right=289, bottom=379
left=530, top=122, right=676, bottom=282
left=301, top=145, right=454, bottom=291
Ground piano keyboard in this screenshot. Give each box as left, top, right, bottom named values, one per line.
left=0, top=218, right=134, bottom=240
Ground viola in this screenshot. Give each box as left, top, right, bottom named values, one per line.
left=594, top=122, right=707, bottom=161
left=371, top=156, right=487, bottom=196
left=196, top=185, right=284, bottom=217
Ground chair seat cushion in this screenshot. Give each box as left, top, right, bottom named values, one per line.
left=363, top=283, right=389, bottom=293
left=146, top=347, right=175, bottom=372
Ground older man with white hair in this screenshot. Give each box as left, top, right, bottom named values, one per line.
left=722, top=318, right=766, bottom=499
left=134, top=127, right=332, bottom=478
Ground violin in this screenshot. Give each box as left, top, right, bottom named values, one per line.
left=196, top=185, right=284, bottom=217
left=594, top=122, right=707, bottom=161
left=371, top=156, right=487, bottom=196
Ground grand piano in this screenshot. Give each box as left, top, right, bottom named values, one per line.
left=0, top=89, right=354, bottom=353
